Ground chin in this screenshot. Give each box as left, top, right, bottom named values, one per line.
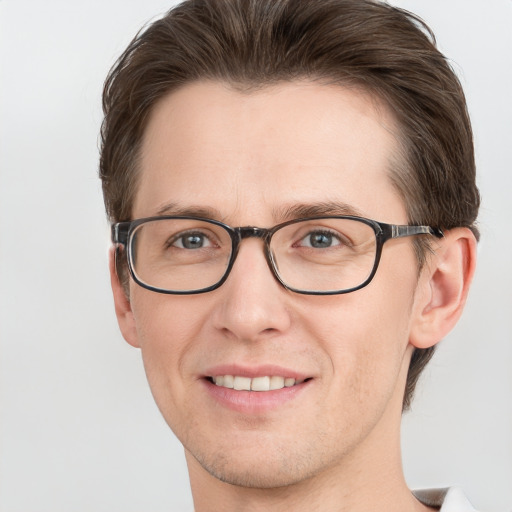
left=184, top=429, right=340, bottom=490
left=195, top=453, right=317, bottom=489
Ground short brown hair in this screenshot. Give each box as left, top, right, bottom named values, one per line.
left=99, top=0, right=480, bottom=410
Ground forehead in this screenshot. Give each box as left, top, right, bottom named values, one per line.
left=135, top=81, right=406, bottom=224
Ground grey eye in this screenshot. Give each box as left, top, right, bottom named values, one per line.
left=300, top=231, right=341, bottom=249
left=173, top=233, right=212, bottom=249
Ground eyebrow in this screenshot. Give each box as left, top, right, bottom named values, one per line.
left=273, top=201, right=367, bottom=221
left=155, top=202, right=223, bottom=219
left=153, top=200, right=366, bottom=223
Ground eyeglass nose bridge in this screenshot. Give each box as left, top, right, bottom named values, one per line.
left=236, top=226, right=271, bottom=240
left=228, top=226, right=282, bottom=284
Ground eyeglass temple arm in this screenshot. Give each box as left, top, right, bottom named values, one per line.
left=390, top=224, right=444, bottom=239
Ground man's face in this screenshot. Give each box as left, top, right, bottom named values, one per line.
left=124, top=81, right=425, bottom=487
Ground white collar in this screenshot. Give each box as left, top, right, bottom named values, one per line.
left=413, top=487, right=478, bottom=511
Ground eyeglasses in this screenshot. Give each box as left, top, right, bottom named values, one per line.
left=112, top=216, right=443, bottom=295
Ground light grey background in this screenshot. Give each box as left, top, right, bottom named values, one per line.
left=0, top=1, right=510, bottom=511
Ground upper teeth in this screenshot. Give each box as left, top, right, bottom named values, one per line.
left=212, top=375, right=302, bottom=391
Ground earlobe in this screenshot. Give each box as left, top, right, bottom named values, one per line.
left=109, top=247, right=141, bottom=348
left=410, top=228, right=477, bottom=349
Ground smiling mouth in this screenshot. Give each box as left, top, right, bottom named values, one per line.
left=207, top=375, right=311, bottom=391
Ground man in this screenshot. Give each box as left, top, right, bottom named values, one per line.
left=99, top=0, right=479, bottom=510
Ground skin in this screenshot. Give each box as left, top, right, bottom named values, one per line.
left=111, top=81, right=476, bottom=512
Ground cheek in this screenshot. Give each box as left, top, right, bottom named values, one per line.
left=131, top=288, right=207, bottom=347
left=300, top=267, right=416, bottom=408
left=129, top=291, right=208, bottom=412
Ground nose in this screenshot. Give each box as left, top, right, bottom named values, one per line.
left=212, top=238, right=292, bottom=341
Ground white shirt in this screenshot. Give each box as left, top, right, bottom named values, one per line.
left=414, top=487, right=478, bottom=511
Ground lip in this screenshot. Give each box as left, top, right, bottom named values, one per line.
left=200, top=364, right=313, bottom=414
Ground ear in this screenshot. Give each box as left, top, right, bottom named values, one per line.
left=409, top=227, right=477, bottom=349
left=109, top=247, right=140, bottom=348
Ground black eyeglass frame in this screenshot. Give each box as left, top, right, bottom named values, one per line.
left=112, top=215, right=444, bottom=296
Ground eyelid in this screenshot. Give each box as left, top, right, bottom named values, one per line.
left=289, top=225, right=350, bottom=249
left=291, top=218, right=352, bottom=245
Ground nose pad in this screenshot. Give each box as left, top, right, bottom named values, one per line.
left=212, top=238, right=292, bottom=341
